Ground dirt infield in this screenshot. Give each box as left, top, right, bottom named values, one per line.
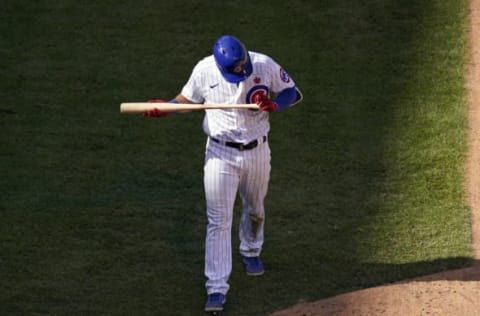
left=271, top=1, right=480, bottom=315
left=271, top=265, right=480, bottom=316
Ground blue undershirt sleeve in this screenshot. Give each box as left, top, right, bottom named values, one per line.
left=273, top=87, right=297, bottom=111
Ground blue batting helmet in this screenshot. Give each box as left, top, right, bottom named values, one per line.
left=213, top=35, right=253, bottom=83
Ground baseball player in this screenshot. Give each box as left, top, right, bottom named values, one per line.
left=144, top=35, right=302, bottom=313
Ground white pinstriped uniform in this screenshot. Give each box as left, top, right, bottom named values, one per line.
left=180, top=51, right=296, bottom=295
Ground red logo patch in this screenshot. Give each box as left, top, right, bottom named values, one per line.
left=250, top=90, right=266, bottom=103
left=254, top=77, right=261, bottom=84
left=246, top=85, right=269, bottom=104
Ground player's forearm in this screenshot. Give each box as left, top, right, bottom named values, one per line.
left=170, top=94, right=194, bottom=113
left=171, top=94, right=193, bottom=104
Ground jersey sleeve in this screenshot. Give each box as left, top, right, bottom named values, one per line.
left=268, top=57, right=296, bottom=95
left=180, top=61, right=206, bottom=104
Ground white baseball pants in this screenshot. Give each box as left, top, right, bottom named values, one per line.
left=203, top=138, right=271, bottom=295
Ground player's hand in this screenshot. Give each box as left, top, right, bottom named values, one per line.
left=143, top=99, right=170, bottom=118
left=255, top=94, right=278, bottom=112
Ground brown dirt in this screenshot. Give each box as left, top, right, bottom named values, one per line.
left=270, top=1, right=480, bottom=315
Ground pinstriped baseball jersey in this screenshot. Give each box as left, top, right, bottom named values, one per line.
left=179, top=50, right=298, bottom=297
left=181, top=52, right=296, bottom=143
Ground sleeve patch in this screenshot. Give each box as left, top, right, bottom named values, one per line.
left=279, top=68, right=290, bottom=83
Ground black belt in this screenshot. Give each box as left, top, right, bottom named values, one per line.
left=210, top=136, right=267, bottom=151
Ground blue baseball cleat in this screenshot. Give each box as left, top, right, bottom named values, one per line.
left=242, top=256, right=265, bottom=276
left=204, top=293, right=226, bottom=312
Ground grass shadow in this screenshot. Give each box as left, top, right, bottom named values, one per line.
left=0, top=1, right=471, bottom=316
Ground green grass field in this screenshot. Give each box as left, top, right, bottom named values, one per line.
left=1, top=1, right=472, bottom=315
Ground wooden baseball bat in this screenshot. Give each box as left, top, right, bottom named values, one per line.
left=120, top=102, right=259, bottom=114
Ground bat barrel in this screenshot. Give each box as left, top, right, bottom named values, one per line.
left=120, top=102, right=259, bottom=114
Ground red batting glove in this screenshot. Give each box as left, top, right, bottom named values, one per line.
left=143, top=99, right=170, bottom=118
left=255, top=94, right=278, bottom=112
